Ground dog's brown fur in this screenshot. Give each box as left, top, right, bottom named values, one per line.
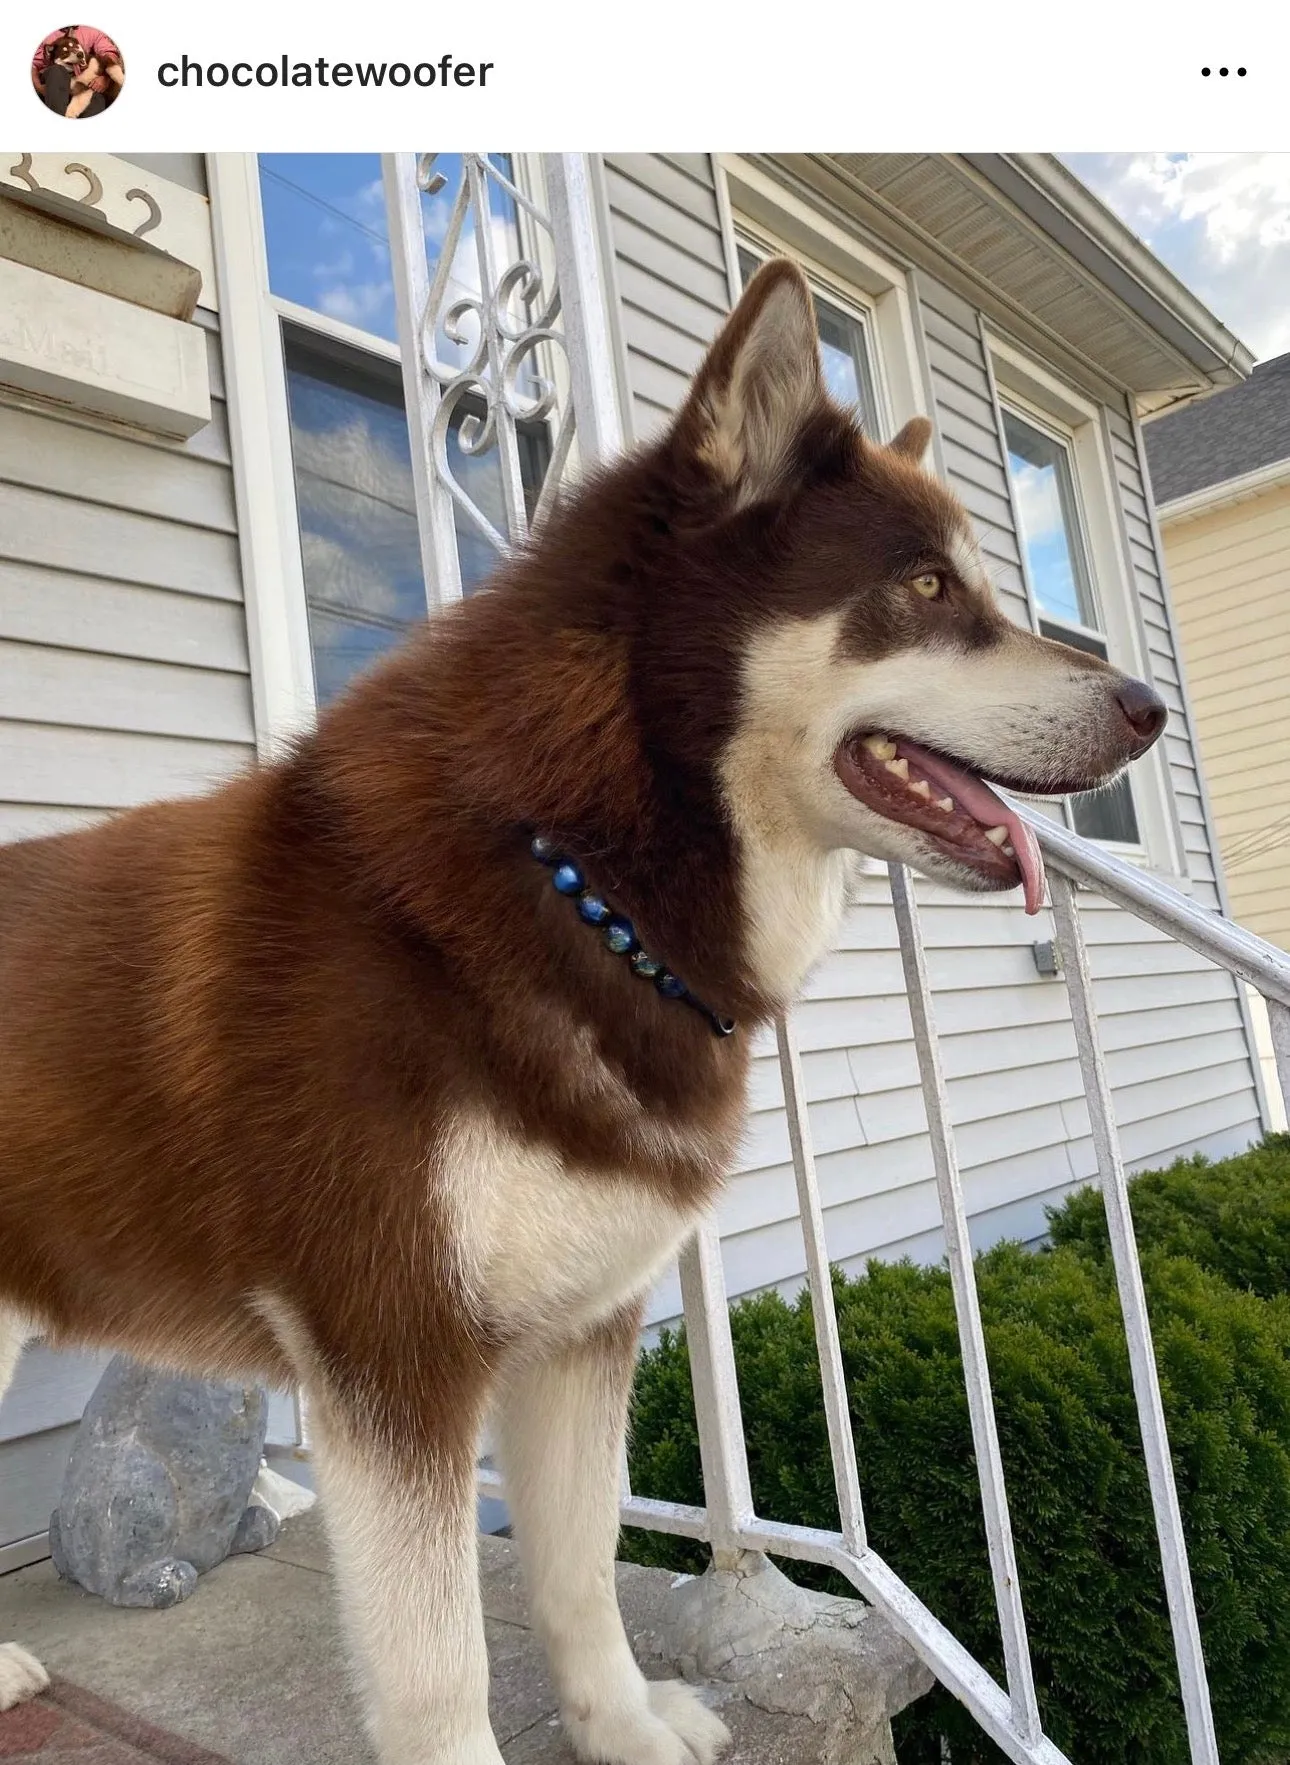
left=0, top=260, right=1164, bottom=1760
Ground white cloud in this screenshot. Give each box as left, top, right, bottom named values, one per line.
left=355, top=176, right=386, bottom=217
left=1011, top=458, right=1064, bottom=548
left=299, top=529, right=411, bottom=619
left=291, top=413, right=414, bottom=518
left=1063, top=153, right=1290, bottom=362
left=311, top=249, right=355, bottom=282
left=318, top=279, right=394, bottom=328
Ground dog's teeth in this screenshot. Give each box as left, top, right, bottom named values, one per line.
left=863, top=734, right=897, bottom=760
left=984, top=826, right=1009, bottom=846
left=1003, top=843, right=1015, bottom=857
left=936, top=797, right=955, bottom=812
left=885, top=757, right=910, bottom=780
left=909, top=779, right=931, bottom=799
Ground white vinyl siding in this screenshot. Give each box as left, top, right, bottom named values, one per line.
left=602, top=154, right=732, bottom=442
left=602, top=160, right=1263, bottom=1320
left=0, top=251, right=256, bottom=1538
left=0, top=315, right=257, bottom=842
left=0, top=1346, right=111, bottom=1565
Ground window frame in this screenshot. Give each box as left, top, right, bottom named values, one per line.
left=717, top=154, right=932, bottom=449
left=734, top=235, right=886, bottom=438
left=210, top=152, right=556, bottom=738
left=261, top=157, right=431, bottom=712
left=1000, top=401, right=1102, bottom=640
left=986, top=331, right=1185, bottom=878
left=999, top=395, right=1143, bottom=844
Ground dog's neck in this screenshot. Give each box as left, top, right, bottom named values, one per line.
left=730, top=829, right=855, bottom=1010
left=304, top=574, right=861, bottom=1032
left=304, top=590, right=781, bottom=1025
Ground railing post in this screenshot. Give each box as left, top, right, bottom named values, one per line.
left=889, top=863, right=1042, bottom=1745
left=776, top=1011, right=867, bottom=1554
left=382, top=152, right=466, bottom=607
left=677, top=1224, right=756, bottom=1568
left=541, top=153, right=626, bottom=463
left=1267, top=998, right=1290, bottom=1132
left=1048, top=874, right=1220, bottom=1765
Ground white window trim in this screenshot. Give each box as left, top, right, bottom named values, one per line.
left=207, top=152, right=318, bottom=757
left=986, top=329, right=1185, bottom=881
left=268, top=292, right=403, bottom=365
left=734, top=232, right=890, bottom=439
left=715, top=154, right=931, bottom=442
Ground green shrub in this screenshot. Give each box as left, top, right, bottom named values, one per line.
left=625, top=1244, right=1290, bottom=1765
left=1050, top=1134, right=1290, bottom=1299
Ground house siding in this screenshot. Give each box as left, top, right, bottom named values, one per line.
left=602, top=157, right=1264, bottom=1321
left=0, top=169, right=257, bottom=1548
left=0, top=317, right=256, bottom=843
left=602, top=154, right=732, bottom=441
left=1161, top=482, right=1290, bottom=950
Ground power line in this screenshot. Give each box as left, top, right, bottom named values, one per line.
left=259, top=163, right=390, bottom=250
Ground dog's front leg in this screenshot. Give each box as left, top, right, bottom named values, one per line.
left=312, top=1396, right=503, bottom=1765
left=496, top=1306, right=730, bottom=1765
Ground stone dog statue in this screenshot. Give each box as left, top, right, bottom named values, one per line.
left=50, top=1357, right=281, bottom=1607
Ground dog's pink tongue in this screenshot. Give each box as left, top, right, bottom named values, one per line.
left=898, top=741, right=1047, bottom=915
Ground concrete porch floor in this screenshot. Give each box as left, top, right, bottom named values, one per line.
left=0, top=1509, right=896, bottom=1763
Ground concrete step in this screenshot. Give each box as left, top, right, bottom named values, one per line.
left=0, top=1508, right=929, bottom=1763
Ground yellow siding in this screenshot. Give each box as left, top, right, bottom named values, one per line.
left=1163, top=481, right=1290, bottom=950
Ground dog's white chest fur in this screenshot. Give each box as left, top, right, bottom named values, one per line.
left=439, top=1112, right=700, bottom=1338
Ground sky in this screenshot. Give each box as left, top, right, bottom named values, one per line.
left=1061, top=154, right=1290, bottom=365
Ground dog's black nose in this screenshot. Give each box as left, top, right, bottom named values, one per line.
left=1116, top=678, right=1167, bottom=749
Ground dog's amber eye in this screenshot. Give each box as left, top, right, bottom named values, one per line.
left=910, top=572, right=944, bottom=600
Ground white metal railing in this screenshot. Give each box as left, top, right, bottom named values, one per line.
left=584, top=833, right=1290, bottom=1765
left=384, top=151, right=1290, bottom=1765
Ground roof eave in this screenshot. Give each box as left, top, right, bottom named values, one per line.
left=960, top=154, right=1256, bottom=396
left=1156, top=455, right=1290, bottom=524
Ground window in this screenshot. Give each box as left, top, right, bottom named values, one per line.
left=737, top=243, right=879, bottom=432
left=260, top=153, right=400, bottom=343
left=281, top=329, right=548, bottom=706
left=283, top=335, right=424, bottom=706
left=1002, top=406, right=1140, bottom=846
left=258, top=154, right=547, bottom=705
left=259, top=152, right=524, bottom=357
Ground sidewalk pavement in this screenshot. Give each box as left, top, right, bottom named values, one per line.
left=0, top=1509, right=871, bottom=1762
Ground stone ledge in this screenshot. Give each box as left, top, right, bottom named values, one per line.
left=478, top=1532, right=932, bottom=1764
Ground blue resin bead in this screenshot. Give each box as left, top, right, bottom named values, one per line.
left=552, top=862, right=584, bottom=895
left=655, top=970, right=686, bottom=999
left=630, top=949, right=662, bottom=979
left=604, top=917, right=635, bottom=955
left=530, top=834, right=558, bottom=864
left=578, top=892, right=611, bottom=925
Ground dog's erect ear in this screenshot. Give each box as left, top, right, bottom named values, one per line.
left=887, top=416, right=934, bottom=467
left=677, top=258, right=825, bottom=508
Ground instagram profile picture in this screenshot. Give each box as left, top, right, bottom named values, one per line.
left=31, top=23, right=125, bottom=117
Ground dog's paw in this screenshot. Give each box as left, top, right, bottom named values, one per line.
left=0, top=1643, right=50, bottom=1711
left=646, top=1682, right=730, bottom=1763
left=567, top=1678, right=730, bottom=1765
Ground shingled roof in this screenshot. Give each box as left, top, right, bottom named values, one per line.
left=1144, top=351, right=1290, bottom=505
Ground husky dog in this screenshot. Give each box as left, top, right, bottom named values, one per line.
left=0, top=260, right=1164, bottom=1761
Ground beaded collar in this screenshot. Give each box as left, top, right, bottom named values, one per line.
left=529, top=835, right=736, bottom=1038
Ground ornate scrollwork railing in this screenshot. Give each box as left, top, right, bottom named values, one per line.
left=389, top=154, right=579, bottom=589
